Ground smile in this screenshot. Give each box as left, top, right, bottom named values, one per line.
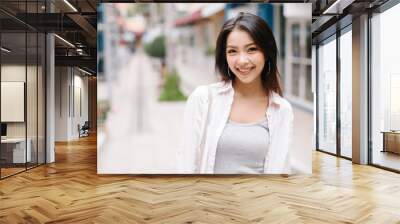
left=236, top=67, right=254, bottom=74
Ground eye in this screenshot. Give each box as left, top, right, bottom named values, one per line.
left=248, top=47, right=258, bottom=52
left=227, top=49, right=236, bottom=54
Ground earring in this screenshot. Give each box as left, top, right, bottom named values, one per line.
left=267, top=60, right=271, bottom=75
left=227, top=66, right=232, bottom=79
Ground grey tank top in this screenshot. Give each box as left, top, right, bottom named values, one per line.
left=213, top=117, right=269, bottom=174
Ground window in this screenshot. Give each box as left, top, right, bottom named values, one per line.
left=339, top=29, right=352, bottom=158
left=306, top=24, right=311, bottom=58
left=317, top=36, right=337, bottom=154
left=306, top=65, right=313, bottom=101
left=285, top=19, right=313, bottom=108
left=0, top=1, right=46, bottom=179
left=371, top=3, right=400, bottom=171
left=292, top=24, right=300, bottom=57
left=292, top=64, right=300, bottom=96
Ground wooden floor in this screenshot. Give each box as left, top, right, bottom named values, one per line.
left=0, top=167, right=26, bottom=178
left=1, top=135, right=400, bottom=223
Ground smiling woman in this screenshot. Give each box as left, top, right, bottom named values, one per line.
left=178, top=12, right=294, bottom=174
left=226, top=31, right=266, bottom=87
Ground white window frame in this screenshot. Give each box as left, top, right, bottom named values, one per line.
left=285, top=18, right=313, bottom=111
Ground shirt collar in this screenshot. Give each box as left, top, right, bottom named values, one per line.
left=216, top=80, right=283, bottom=107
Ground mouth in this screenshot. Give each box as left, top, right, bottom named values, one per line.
left=236, top=66, right=255, bottom=75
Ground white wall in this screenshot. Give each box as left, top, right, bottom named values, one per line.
left=1, top=64, right=46, bottom=163
left=1, top=82, right=25, bottom=122
left=1, top=65, right=38, bottom=137
left=72, top=73, right=89, bottom=138
left=1, top=65, right=26, bottom=129
left=55, top=67, right=89, bottom=141
left=55, top=66, right=68, bottom=141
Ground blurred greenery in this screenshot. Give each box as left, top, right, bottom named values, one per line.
left=128, top=4, right=149, bottom=17
left=144, top=35, right=166, bottom=59
left=159, top=71, right=187, bottom=101
left=97, top=100, right=110, bottom=124
left=204, top=46, right=215, bottom=56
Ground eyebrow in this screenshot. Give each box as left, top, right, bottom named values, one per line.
left=226, top=43, right=256, bottom=49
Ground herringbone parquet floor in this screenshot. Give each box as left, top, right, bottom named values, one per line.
left=1, top=134, right=400, bottom=223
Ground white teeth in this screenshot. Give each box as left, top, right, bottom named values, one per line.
left=238, top=67, right=253, bottom=72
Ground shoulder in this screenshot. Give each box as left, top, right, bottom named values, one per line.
left=186, top=85, right=210, bottom=109
left=188, top=81, right=226, bottom=100
left=275, top=96, right=294, bottom=120
left=279, top=97, right=293, bottom=111
left=188, top=85, right=208, bottom=102
left=208, top=81, right=226, bottom=89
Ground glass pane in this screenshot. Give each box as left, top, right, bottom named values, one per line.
left=340, top=30, right=352, bottom=158
left=27, top=31, right=38, bottom=169
left=0, top=1, right=26, bottom=12
left=38, top=33, right=45, bottom=165
left=39, top=1, right=46, bottom=14
left=371, top=4, right=400, bottom=171
left=1, top=31, right=27, bottom=177
left=0, top=1, right=27, bottom=32
left=318, top=37, right=337, bottom=154
left=27, top=0, right=38, bottom=13
left=291, top=64, right=300, bottom=96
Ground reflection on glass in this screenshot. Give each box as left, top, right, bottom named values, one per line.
left=1, top=32, right=27, bottom=177
left=38, top=33, right=46, bottom=165
left=340, top=30, right=352, bottom=158
left=390, top=75, right=400, bottom=131
left=318, top=37, right=337, bottom=154
left=27, top=31, right=38, bottom=169
left=0, top=1, right=47, bottom=179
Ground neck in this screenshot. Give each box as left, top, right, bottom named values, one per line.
left=232, top=77, right=266, bottom=98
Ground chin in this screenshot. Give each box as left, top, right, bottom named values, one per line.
left=235, top=76, right=258, bottom=84
left=234, top=71, right=260, bottom=85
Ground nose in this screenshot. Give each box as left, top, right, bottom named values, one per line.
left=238, top=53, right=250, bottom=65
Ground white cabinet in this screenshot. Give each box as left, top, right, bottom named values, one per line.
left=1, top=138, right=32, bottom=163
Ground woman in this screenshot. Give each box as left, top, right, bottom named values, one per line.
left=178, top=12, right=294, bottom=174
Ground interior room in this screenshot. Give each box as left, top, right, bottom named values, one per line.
left=0, top=1, right=399, bottom=223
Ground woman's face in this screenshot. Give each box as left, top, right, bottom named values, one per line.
left=226, top=29, right=265, bottom=85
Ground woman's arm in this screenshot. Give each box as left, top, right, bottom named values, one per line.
left=266, top=101, right=294, bottom=174
left=283, top=104, right=294, bottom=174
left=177, top=86, right=208, bottom=173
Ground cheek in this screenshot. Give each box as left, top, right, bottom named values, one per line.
left=260, top=54, right=267, bottom=66
left=226, top=56, right=235, bottom=67
left=253, top=55, right=265, bottom=68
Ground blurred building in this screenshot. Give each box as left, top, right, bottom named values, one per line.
left=282, top=4, right=313, bottom=111
left=100, top=4, right=126, bottom=83
left=173, top=4, right=224, bottom=94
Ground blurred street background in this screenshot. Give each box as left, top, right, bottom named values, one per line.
left=97, top=3, right=313, bottom=173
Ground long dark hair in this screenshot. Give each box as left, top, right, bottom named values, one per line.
left=215, top=12, right=283, bottom=96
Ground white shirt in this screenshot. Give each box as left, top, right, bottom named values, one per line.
left=177, top=81, right=294, bottom=174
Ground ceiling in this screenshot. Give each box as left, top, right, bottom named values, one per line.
left=309, top=0, right=390, bottom=43
left=0, top=0, right=98, bottom=73
left=1, top=0, right=395, bottom=73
